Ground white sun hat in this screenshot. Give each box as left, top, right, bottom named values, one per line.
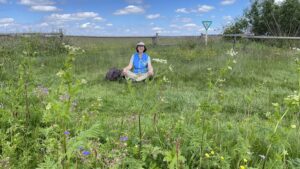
left=136, top=41, right=145, bottom=46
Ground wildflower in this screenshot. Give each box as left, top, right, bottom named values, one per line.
left=152, top=58, right=167, bottom=64
left=169, top=64, right=174, bottom=72
left=0, top=103, right=3, bottom=109
left=227, top=48, right=238, bottom=56
left=259, top=154, right=266, bottom=160
left=205, top=153, right=210, bottom=158
left=291, top=124, right=296, bottom=129
left=82, top=151, right=90, bottom=156
left=220, top=156, right=224, bottom=160
left=36, top=85, right=49, bottom=97
left=227, top=66, right=232, bottom=70
left=240, top=165, right=245, bottom=169
left=120, top=136, right=128, bottom=142
left=243, top=158, right=248, bottom=163
left=81, top=79, right=87, bottom=84
left=282, top=149, right=288, bottom=156
left=163, top=76, right=170, bottom=83
left=272, top=103, right=279, bottom=107
left=64, top=131, right=70, bottom=135
left=207, top=67, right=212, bottom=71
left=46, top=103, right=52, bottom=110
left=97, top=97, right=102, bottom=102
left=233, top=59, right=237, bottom=64
left=78, top=146, right=84, bottom=150
left=210, top=150, right=214, bottom=155
left=56, top=70, right=65, bottom=77
left=59, top=94, right=70, bottom=101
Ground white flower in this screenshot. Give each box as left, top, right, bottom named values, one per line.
left=259, top=155, right=266, bottom=160
left=56, top=70, right=65, bottom=77
left=169, top=64, right=173, bottom=72
left=282, top=149, right=288, bottom=156
left=233, top=59, right=237, bottom=64
left=291, top=124, right=296, bottom=129
left=46, top=103, right=52, bottom=110
left=226, top=48, right=238, bottom=56
left=81, top=79, right=87, bottom=84
left=163, top=76, right=170, bottom=83
left=152, top=58, right=167, bottom=64
left=227, top=66, right=232, bottom=70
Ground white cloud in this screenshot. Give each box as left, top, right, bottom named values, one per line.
left=93, top=17, right=104, bottom=21
left=39, top=22, right=48, bottom=27
left=114, top=5, right=144, bottom=15
left=223, top=15, right=233, bottom=21
left=76, top=12, right=98, bottom=18
left=30, top=5, right=58, bottom=12
left=146, top=14, right=160, bottom=19
left=175, top=8, right=189, bottom=13
left=152, top=27, right=163, bottom=32
left=221, top=0, right=236, bottom=5
left=197, top=5, right=214, bottom=13
left=0, top=17, right=14, bottom=24
left=183, top=23, right=198, bottom=28
left=0, top=18, right=15, bottom=28
left=0, top=0, right=7, bottom=4
left=106, top=23, right=113, bottom=26
left=80, top=22, right=91, bottom=29
left=19, top=0, right=54, bottom=6
left=223, top=15, right=233, bottom=24
left=47, top=12, right=102, bottom=23
left=94, top=26, right=103, bottom=29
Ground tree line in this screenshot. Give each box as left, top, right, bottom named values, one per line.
left=224, top=0, right=300, bottom=37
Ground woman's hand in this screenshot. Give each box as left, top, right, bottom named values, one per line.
left=148, top=70, right=154, bottom=76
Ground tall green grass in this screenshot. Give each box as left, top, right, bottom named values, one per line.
left=0, top=36, right=300, bottom=168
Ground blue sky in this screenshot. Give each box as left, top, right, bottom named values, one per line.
left=0, top=0, right=252, bottom=36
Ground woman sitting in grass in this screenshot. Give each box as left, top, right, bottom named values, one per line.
left=122, top=41, right=154, bottom=81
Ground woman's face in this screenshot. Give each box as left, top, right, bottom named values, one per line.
left=137, top=45, right=144, bottom=53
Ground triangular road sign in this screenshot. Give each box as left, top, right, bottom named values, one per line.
left=202, top=21, right=212, bottom=31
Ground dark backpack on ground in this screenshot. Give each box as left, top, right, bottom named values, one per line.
left=105, top=68, right=122, bottom=81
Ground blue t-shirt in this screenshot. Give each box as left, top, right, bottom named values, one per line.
left=130, top=53, right=151, bottom=74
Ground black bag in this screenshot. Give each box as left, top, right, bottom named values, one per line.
left=105, top=68, right=122, bottom=81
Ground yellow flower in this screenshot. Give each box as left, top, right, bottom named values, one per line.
left=205, top=153, right=210, bottom=158
left=291, top=124, right=296, bottom=129
left=210, top=150, right=214, bottom=155
left=243, top=158, right=248, bottom=163
left=240, top=165, right=245, bottom=169
left=220, top=156, right=224, bottom=160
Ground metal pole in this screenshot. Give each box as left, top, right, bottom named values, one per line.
left=205, top=30, right=208, bottom=46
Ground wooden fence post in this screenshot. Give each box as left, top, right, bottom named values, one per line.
left=233, top=35, right=236, bottom=50
left=59, top=28, right=64, bottom=41
left=152, top=33, right=159, bottom=46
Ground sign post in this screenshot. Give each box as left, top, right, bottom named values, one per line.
left=202, top=21, right=212, bottom=46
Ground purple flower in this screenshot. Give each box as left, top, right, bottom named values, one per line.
left=120, top=136, right=128, bottom=142
left=82, top=151, right=90, bottom=156
left=64, top=131, right=70, bottom=135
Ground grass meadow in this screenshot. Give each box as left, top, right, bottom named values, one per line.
left=0, top=36, right=300, bottom=169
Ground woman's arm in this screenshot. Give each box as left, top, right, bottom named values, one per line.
left=123, top=55, right=133, bottom=72
left=148, top=61, right=154, bottom=76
